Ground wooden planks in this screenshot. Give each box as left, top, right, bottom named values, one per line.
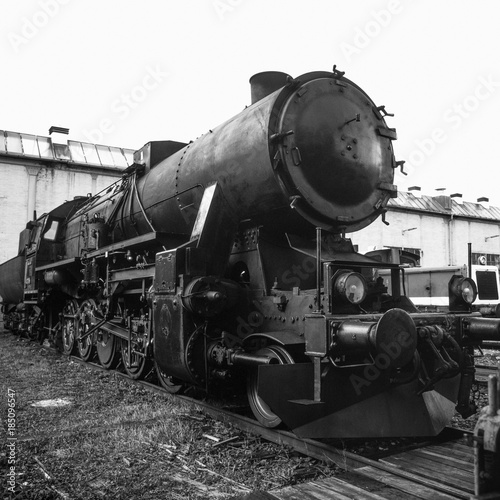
left=377, top=440, right=474, bottom=496
left=236, top=492, right=280, bottom=500
left=274, top=473, right=419, bottom=500
left=356, top=466, right=462, bottom=500
left=240, top=437, right=475, bottom=500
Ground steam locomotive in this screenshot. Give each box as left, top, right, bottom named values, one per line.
left=1, top=68, right=499, bottom=438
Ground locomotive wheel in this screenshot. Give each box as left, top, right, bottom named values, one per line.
left=61, top=300, right=79, bottom=355
left=76, top=300, right=97, bottom=361
left=121, top=340, right=153, bottom=380
left=27, top=308, right=42, bottom=341
left=154, top=361, right=184, bottom=394
left=96, top=330, right=121, bottom=369
left=247, top=345, right=294, bottom=428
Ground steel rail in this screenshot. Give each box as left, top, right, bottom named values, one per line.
left=475, top=364, right=500, bottom=384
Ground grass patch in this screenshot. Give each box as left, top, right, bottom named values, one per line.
left=0, top=332, right=338, bottom=499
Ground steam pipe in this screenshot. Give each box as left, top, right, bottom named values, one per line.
left=316, top=227, right=322, bottom=312
left=468, top=242, right=472, bottom=279
left=488, top=375, right=498, bottom=416
left=229, top=351, right=276, bottom=366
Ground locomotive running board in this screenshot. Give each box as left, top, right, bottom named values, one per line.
left=289, top=399, right=325, bottom=406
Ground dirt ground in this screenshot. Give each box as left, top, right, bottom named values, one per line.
left=0, top=331, right=337, bottom=500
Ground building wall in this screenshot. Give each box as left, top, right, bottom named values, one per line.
left=0, top=162, right=29, bottom=262
left=454, top=218, right=500, bottom=265
left=0, top=159, right=123, bottom=264
left=34, top=164, right=118, bottom=214
left=349, top=207, right=500, bottom=268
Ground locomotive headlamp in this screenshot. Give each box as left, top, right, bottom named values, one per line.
left=333, top=271, right=367, bottom=305
left=461, top=282, right=476, bottom=303
left=449, top=275, right=478, bottom=311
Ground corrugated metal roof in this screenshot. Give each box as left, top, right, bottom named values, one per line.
left=0, top=129, right=134, bottom=169
left=389, top=191, right=500, bottom=221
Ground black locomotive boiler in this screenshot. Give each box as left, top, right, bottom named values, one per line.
left=1, top=68, right=499, bottom=438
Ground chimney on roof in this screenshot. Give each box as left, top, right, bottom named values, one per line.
left=49, top=126, right=69, bottom=146
left=477, top=196, right=490, bottom=209
left=408, top=186, right=421, bottom=198
left=450, top=193, right=463, bottom=205
left=433, top=188, right=452, bottom=210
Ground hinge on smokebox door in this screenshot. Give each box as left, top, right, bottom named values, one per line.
left=375, top=182, right=398, bottom=226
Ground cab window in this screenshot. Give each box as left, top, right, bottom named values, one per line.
left=43, top=219, right=60, bottom=241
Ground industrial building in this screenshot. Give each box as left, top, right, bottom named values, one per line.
left=0, top=127, right=134, bottom=264
left=348, top=187, right=500, bottom=269
left=0, top=127, right=499, bottom=273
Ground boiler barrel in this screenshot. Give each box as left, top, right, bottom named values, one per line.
left=116, top=71, right=397, bottom=239
left=134, top=91, right=291, bottom=237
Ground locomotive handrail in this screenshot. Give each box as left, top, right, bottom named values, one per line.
left=146, top=183, right=204, bottom=211
left=36, top=257, right=80, bottom=271
left=84, top=231, right=185, bottom=259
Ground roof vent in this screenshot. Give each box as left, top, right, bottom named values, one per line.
left=408, top=186, right=421, bottom=198
left=477, top=196, right=490, bottom=209
left=434, top=195, right=452, bottom=210
left=49, top=126, right=69, bottom=146
left=450, top=193, right=463, bottom=205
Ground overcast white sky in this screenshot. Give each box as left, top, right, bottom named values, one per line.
left=2, top=0, right=500, bottom=206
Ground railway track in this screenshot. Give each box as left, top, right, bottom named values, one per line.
left=68, top=354, right=477, bottom=500
left=475, top=363, right=500, bottom=383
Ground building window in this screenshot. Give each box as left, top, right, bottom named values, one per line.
left=472, top=253, right=500, bottom=268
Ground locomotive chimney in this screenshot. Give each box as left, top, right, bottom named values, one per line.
left=250, top=71, right=291, bottom=104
